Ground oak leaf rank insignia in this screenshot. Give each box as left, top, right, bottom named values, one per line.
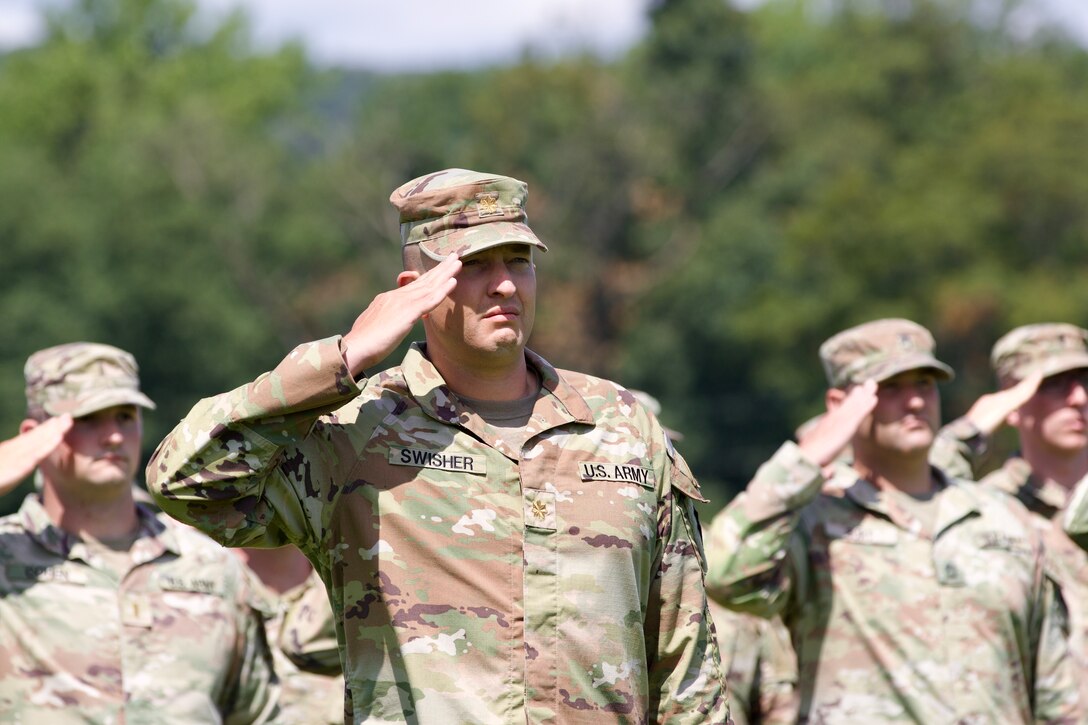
left=476, top=192, right=502, bottom=218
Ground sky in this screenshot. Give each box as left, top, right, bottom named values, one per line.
left=1, top=0, right=1087, bottom=71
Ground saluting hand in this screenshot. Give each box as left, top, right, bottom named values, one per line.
left=962, top=371, right=1044, bottom=436
left=799, top=379, right=879, bottom=471
left=0, top=414, right=73, bottom=494
left=342, top=254, right=462, bottom=376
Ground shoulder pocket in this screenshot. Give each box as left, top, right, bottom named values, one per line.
left=667, top=440, right=708, bottom=503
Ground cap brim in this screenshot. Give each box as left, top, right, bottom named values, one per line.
left=1036, top=353, right=1088, bottom=381
left=868, top=354, right=955, bottom=384
left=47, top=389, right=157, bottom=418
left=417, top=221, right=548, bottom=261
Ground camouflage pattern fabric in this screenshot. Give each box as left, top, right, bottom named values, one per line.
left=709, top=603, right=797, bottom=725
left=146, top=337, right=727, bottom=724
left=818, top=318, right=954, bottom=389
left=246, top=569, right=344, bottom=725
left=979, top=458, right=1088, bottom=712
left=927, top=417, right=987, bottom=481
left=24, top=342, right=156, bottom=420
left=278, top=569, right=343, bottom=677
left=991, top=323, right=1088, bottom=388
left=0, top=497, right=278, bottom=723
left=391, top=168, right=548, bottom=261
left=705, top=441, right=1080, bottom=724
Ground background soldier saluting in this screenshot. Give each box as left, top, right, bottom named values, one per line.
left=0, top=342, right=278, bottom=722
left=705, top=318, right=1080, bottom=723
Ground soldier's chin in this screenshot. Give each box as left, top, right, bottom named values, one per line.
left=905, top=435, right=935, bottom=453
left=893, top=429, right=934, bottom=453
left=87, top=463, right=136, bottom=487
left=487, top=331, right=525, bottom=352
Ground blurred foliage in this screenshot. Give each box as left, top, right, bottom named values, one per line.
left=3, top=0, right=1088, bottom=515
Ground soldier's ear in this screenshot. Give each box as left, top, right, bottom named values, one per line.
left=396, top=271, right=420, bottom=288
left=1007, top=408, right=1023, bottom=428
left=825, top=387, right=846, bottom=412
left=19, top=419, right=39, bottom=435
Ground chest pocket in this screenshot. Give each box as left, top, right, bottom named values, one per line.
left=823, top=519, right=903, bottom=592
left=559, top=457, right=659, bottom=545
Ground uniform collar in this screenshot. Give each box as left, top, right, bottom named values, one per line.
left=20, top=494, right=180, bottom=563
left=839, top=465, right=980, bottom=538
left=992, top=456, right=1069, bottom=519
left=402, top=343, right=593, bottom=458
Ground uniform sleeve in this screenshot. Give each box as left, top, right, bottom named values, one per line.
left=644, top=446, right=730, bottom=724
left=931, top=417, right=988, bottom=481
left=223, top=559, right=282, bottom=724
left=1032, top=574, right=1082, bottom=723
left=146, top=336, right=362, bottom=552
left=1061, top=474, right=1088, bottom=552
left=280, top=573, right=342, bottom=676
left=756, top=617, right=800, bottom=725
left=704, top=441, right=823, bottom=618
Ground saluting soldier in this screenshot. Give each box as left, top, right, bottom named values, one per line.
left=146, top=168, right=726, bottom=724
left=705, top=318, right=1080, bottom=723
left=0, top=343, right=278, bottom=722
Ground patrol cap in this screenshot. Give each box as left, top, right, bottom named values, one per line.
left=991, top=323, right=1088, bottom=387
left=25, top=342, right=156, bottom=419
left=390, top=168, right=548, bottom=261
left=819, top=318, right=954, bottom=388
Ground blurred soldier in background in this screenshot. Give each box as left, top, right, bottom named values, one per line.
left=705, top=318, right=1080, bottom=723
left=235, top=545, right=345, bottom=724
left=146, top=168, right=726, bottom=723
left=0, top=342, right=279, bottom=722
left=939, top=323, right=1088, bottom=704
left=708, top=605, right=797, bottom=725
left=635, top=388, right=799, bottom=725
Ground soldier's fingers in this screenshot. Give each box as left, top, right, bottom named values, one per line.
left=1012, top=371, right=1043, bottom=402
left=25, top=415, right=72, bottom=458
left=400, top=259, right=460, bottom=314
left=842, top=380, right=878, bottom=414
left=44, top=413, right=74, bottom=437
left=415, top=255, right=462, bottom=287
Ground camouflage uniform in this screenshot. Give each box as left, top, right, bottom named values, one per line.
left=146, top=169, right=727, bottom=724
left=945, top=324, right=1088, bottom=710
left=247, top=570, right=344, bottom=725
left=0, top=342, right=279, bottom=724
left=709, top=603, right=797, bottom=725
left=0, top=497, right=278, bottom=723
left=278, top=569, right=343, bottom=677
left=705, top=319, right=1080, bottom=723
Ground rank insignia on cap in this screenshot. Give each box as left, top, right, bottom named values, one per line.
left=476, top=192, right=502, bottom=218
left=897, top=333, right=915, bottom=351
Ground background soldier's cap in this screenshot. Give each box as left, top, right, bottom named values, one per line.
left=630, top=389, right=684, bottom=441
left=991, top=322, right=1088, bottom=387
left=25, top=342, right=156, bottom=419
left=819, top=318, right=954, bottom=388
left=390, top=168, right=548, bottom=261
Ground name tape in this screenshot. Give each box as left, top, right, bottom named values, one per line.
left=389, top=447, right=487, bottom=475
